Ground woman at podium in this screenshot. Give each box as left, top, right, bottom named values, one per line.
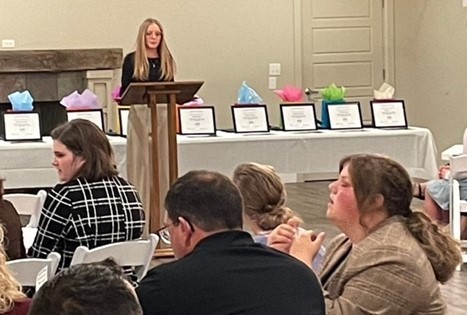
left=120, top=18, right=176, bottom=235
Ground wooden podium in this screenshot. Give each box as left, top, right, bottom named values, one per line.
left=120, top=81, right=204, bottom=238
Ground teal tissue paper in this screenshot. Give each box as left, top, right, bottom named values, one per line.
left=8, top=90, right=34, bottom=111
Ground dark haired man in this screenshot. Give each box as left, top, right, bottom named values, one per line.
left=29, top=259, right=142, bottom=315
left=137, top=170, right=325, bottom=315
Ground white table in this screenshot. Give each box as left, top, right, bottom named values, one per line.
left=178, top=127, right=439, bottom=181
left=0, top=127, right=438, bottom=189
left=0, top=136, right=127, bottom=189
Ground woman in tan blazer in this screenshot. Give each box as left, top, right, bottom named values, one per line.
left=270, top=154, right=461, bottom=314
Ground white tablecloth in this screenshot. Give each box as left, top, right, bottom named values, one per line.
left=0, top=127, right=438, bottom=189
left=178, top=127, right=438, bottom=181
left=0, top=136, right=127, bottom=189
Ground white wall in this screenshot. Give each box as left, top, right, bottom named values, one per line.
left=394, top=0, right=467, bottom=159
left=0, top=0, right=297, bottom=128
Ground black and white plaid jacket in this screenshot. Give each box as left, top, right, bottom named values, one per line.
left=28, top=176, right=145, bottom=271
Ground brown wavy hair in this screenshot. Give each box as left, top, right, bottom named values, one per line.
left=233, top=162, right=300, bottom=231
left=0, top=225, right=26, bottom=313
left=134, top=18, right=176, bottom=81
left=341, top=154, right=461, bottom=283
left=51, top=119, right=118, bottom=182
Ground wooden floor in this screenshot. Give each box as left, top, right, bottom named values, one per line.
left=285, top=181, right=467, bottom=315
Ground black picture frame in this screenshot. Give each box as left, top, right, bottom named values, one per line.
left=67, top=108, right=105, bottom=130
left=178, top=106, right=217, bottom=136
left=328, top=101, right=363, bottom=130
left=231, top=104, right=270, bottom=133
left=3, top=111, right=42, bottom=141
left=370, top=99, right=408, bottom=129
left=280, top=103, right=317, bottom=131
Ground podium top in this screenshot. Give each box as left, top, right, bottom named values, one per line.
left=120, top=81, right=204, bottom=105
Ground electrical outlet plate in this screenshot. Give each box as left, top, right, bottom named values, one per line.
left=269, top=63, right=281, bottom=76
left=2, top=39, right=15, bottom=48
left=268, top=77, right=277, bottom=90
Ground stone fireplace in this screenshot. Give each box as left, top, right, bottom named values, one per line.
left=0, top=49, right=122, bottom=133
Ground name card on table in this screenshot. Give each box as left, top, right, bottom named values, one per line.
left=370, top=100, right=408, bottom=128
left=178, top=106, right=216, bottom=136
left=328, top=102, right=363, bottom=130
left=280, top=103, right=317, bottom=131
left=3, top=111, right=42, bottom=141
left=118, top=108, right=130, bottom=136
left=231, top=104, right=270, bottom=133
left=67, top=109, right=104, bottom=130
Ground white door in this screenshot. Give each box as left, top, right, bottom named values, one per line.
left=301, top=0, right=386, bottom=120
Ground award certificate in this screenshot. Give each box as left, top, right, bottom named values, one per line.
left=67, top=109, right=104, bottom=130
left=370, top=100, right=407, bottom=128
left=4, top=112, right=42, bottom=141
left=232, top=105, right=269, bottom=133
left=280, top=103, right=317, bottom=131
left=118, top=108, right=130, bottom=136
left=328, top=102, right=363, bottom=130
left=178, top=106, right=216, bottom=135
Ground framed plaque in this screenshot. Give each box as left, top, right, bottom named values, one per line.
left=231, top=104, right=270, bottom=133
left=370, top=100, right=408, bottom=128
left=280, top=103, right=317, bottom=131
left=328, top=102, right=363, bottom=130
left=3, top=111, right=42, bottom=141
left=67, top=109, right=105, bottom=130
left=118, top=107, right=130, bottom=136
left=178, top=106, right=216, bottom=136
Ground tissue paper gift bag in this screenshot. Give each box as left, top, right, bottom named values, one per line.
left=321, top=99, right=344, bottom=129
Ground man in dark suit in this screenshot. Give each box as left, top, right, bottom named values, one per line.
left=136, top=170, right=325, bottom=315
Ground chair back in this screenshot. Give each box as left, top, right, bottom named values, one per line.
left=6, top=252, right=61, bottom=287
left=3, top=190, right=47, bottom=227
left=70, top=234, right=159, bottom=282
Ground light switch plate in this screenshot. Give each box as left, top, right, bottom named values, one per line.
left=463, top=0, right=467, bottom=7
left=269, top=63, right=281, bottom=76
left=268, top=77, right=277, bottom=90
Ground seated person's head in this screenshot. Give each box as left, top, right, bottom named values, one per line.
left=164, top=170, right=243, bottom=258
left=50, top=119, right=117, bottom=183
left=29, top=259, right=142, bottom=315
left=233, top=162, right=297, bottom=231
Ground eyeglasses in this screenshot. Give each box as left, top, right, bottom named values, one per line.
left=155, top=222, right=176, bottom=245
left=155, top=217, right=195, bottom=245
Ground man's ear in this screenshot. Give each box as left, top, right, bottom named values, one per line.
left=178, top=216, right=193, bottom=246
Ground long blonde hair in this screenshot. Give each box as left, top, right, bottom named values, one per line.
left=0, top=226, right=26, bottom=313
left=134, top=18, right=176, bottom=81
left=233, top=162, right=300, bottom=231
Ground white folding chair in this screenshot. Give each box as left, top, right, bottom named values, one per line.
left=6, top=252, right=61, bottom=287
left=3, top=190, right=47, bottom=251
left=69, top=234, right=159, bottom=282
left=448, top=154, right=467, bottom=269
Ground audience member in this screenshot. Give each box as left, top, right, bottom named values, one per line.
left=270, top=154, right=461, bottom=314
left=233, top=162, right=325, bottom=272
left=0, top=226, right=30, bottom=315
left=29, top=119, right=145, bottom=270
left=0, top=179, right=25, bottom=260
left=137, top=170, right=325, bottom=315
left=29, top=258, right=142, bottom=315
left=413, top=163, right=467, bottom=238
left=120, top=18, right=177, bottom=228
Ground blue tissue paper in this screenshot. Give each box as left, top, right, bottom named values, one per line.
left=237, top=81, right=263, bottom=104
left=8, top=90, right=34, bottom=111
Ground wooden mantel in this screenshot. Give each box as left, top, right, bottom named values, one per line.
left=0, top=48, right=122, bottom=73
left=0, top=48, right=123, bottom=104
